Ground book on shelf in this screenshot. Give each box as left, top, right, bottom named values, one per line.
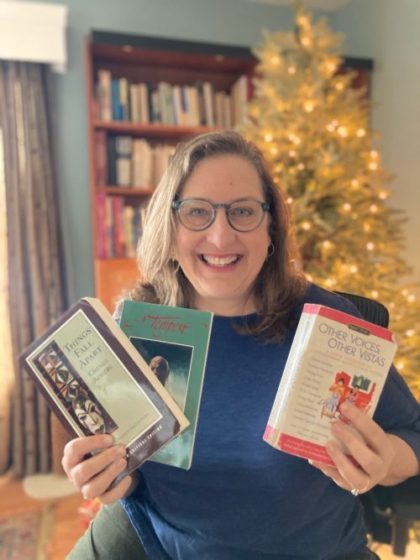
left=95, top=68, right=250, bottom=127
left=264, top=304, right=397, bottom=465
left=21, top=298, right=190, bottom=483
left=119, top=300, right=213, bottom=469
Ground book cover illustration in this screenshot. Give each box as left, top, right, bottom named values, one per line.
left=21, top=298, right=189, bottom=479
left=264, top=304, right=397, bottom=465
left=120, top=300, right=213, bottom=469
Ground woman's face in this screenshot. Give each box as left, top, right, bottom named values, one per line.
left=174, top=154, right=271, bottom=316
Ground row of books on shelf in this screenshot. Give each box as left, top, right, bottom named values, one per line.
left=95, top=69, right=251, bottom=128
left=97, top=192, right=147, bottom=258
left=95, top=131, right=174, bottom=188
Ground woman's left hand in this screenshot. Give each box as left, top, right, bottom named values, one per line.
left=309, top=401, right=395, bottom=495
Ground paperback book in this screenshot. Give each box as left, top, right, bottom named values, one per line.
left=264, top=304, right=397, bottom=465
left=21, top=298, right=190, bottom=481
left=119, top=300, right=213, bottom=469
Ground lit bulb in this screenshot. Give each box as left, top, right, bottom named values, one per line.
left=287, top=197, right=293, bottom=205
left=326, top=123, right=335, bottom=132
left=338, top=126, right=348, bottom=137
left=297, top=163, right=305, bottom=171
left=379, top=191, right=388, bottom=200
left=302, top=221, right=311, bottom=231
left=342, top=203, right=352, bottom=212
left=405, top=329, right=415, bottom=337
left=363, top=223, right=371, bottom=232
left=264, top=133, right=273, bottom=142
left=351, top=179, right=360, bottom=188
left=370, top=150, right=379, bottom=159
left=335, top=82, right=345, bottom=90
left=357, top=128, right=366, bottom=137
left=396, top=361, right=405, bottom=371
left=270, top=55, right=280, bottom=66
left=288, top=66, right=297, bottom=75
left=323, top=240, right=333, bottom=249
left=371, top=290, right=379, bottom=298
left=306, top=273, right=314, bottom=282
left=408, top=294, right=416, bottom=302
left=366, top=242, right=375, bottom=251
left=368, top=162, right=378, bottom=171
left=370, top=204, right=378, bottom=213
left=301, top=36, right=311, bottom=47
left=270, top=146, right=278, bottom=155
left=325, top=278, right=337, bottom=287
left=349, top=265, right=358, bottom=273
left=304, top=100, right=315, bottom=113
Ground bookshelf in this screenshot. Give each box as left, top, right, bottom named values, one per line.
left=85, top=31, right=373, bottom=312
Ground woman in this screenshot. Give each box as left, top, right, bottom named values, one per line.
left=64, top=131, right=420, bottom=559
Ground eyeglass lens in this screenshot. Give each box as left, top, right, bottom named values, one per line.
left=176, top=199, right=266, bottom=231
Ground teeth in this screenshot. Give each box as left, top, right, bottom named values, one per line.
left=202, top=255, right=239, bottom=266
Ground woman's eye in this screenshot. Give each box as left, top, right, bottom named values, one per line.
left=188, top=207, right=210, bottom=217
left=230, top=207, right=253, bottom=217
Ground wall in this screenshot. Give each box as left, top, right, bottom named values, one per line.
left=332, top=0, right=420, bottom=289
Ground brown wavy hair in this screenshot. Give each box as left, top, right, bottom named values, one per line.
left=128, top=130, right=307, bottom=341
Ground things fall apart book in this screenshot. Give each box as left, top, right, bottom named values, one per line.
left=119, top=300, right=213, bottom=469
left=21, top=298, right=190, bottom=481
left=264, top=304, right=397, bottom=465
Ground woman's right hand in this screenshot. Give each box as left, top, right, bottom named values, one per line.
left=62, top=434, right=138, bottom=504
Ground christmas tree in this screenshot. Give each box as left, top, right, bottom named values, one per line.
left=241, top=3, right=420, bottom=397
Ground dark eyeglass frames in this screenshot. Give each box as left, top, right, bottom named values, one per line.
left=172, top=198, right=270, bottom=232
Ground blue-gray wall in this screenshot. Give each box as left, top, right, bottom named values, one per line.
left=26, top=0, right=420, bottom=302
left=332, top=0, right=420, bottom=290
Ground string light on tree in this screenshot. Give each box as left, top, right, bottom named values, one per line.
left=241, top=2, right=420, bottom=397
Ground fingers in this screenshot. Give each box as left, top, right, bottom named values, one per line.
left=62, top=434, right=114, bottom=475
left=80, top=451, right=128, bottom=501
left=308, top=402, right=395, bottom=494
left=61, top=435, right=129, bottom=501
left=97, top=472, right=137, bottom=505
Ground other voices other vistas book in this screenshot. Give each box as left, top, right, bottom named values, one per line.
left=264, top=304, right=397, bottom=465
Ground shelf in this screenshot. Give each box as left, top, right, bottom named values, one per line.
left=93, top=121, right=220, bottom=139
left=98, top=186, right=154, bottom=196
left=94, top=258, right=140, bottom=312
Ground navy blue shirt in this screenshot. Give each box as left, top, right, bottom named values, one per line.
left=122, top=284, right=420, bottom=559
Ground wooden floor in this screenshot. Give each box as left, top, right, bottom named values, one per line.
left=0, top=473, right=86, bottom=559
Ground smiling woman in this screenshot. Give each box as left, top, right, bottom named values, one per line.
left=64, top=131, right=420, bottom=560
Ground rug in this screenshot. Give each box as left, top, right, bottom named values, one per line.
left=0, top=506, right=52, bottom=560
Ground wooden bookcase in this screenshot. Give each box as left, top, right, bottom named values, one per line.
left=85, top=31, right=373, bottom=312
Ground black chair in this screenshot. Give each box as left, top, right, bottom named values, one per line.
left=336, top=291, right=420, bottom=557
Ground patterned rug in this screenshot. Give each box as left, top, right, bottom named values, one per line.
left=0, top=507, right=52, bottom=560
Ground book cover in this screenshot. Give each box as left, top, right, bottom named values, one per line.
left=119, top=300, right=213, bottom=469
left=264, top=304, right=397, bottom=465
left=21, top=298, right=190, bottom=482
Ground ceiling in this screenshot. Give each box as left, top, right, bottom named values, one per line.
left=245, top=0, right=351, bottom=11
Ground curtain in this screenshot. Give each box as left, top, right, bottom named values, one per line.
left=0, top=61, right=67, bottom=476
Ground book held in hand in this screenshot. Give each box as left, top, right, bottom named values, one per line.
left=120, top=300, right=213, bottom=469
left=264, top=304, right=397, bottom=465
left=21, top=298, right=190, bottom=480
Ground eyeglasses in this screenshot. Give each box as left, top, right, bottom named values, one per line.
left=172, top=198, right=270, bottom=232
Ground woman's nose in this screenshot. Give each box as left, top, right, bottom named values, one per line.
left=205, top=209, right=237, bottom=246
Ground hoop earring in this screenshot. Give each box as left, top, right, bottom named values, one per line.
left=267, top=243, right=275, bottom=259
left=171, top=259, right=180, bottom=273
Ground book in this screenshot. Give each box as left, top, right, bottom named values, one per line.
left=264, top=304, right=397, bottom=465
left=119, top=300, right=213, bottom=469
left=21, top=298, right=190, bottom=482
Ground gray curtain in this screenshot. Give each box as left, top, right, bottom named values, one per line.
left=0, top=61, right=67, bottom=476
